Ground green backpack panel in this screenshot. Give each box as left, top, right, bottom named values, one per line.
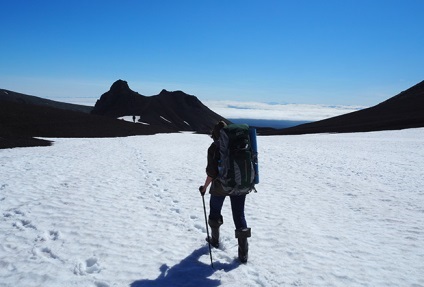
left=218, top=124, right=256, bottom=195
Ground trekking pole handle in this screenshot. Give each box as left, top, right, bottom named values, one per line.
left=199, top=185, right=205, bottom=196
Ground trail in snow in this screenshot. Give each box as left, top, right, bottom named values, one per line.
left=0, top=129, right=423, bottom=287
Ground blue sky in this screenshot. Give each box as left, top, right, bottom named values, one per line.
left=1, top=0, right=423, bottom=106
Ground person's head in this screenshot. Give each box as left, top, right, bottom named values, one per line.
left=211, top=121, right=227, bottom=141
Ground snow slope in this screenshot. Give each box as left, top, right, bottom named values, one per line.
left=1, top=129, right=423, bottom=287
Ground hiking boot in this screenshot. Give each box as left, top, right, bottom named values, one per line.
left=206, top=236, right=219, bottom=248
left=238, top=238, right=249, bottom=263
left=235, top=228, right=251, bottom=263
left=207, top=216, right=223, bottom=248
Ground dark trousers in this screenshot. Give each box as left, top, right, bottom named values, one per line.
left=209, top=194, right=247, bottom=230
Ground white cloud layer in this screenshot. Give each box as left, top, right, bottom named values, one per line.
left=203, top=101, right=366, bottom=121
left=59, top=97, right=365, bottom=123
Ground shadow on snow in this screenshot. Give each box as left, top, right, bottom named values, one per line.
left=130, top=246, right=239, bottom=287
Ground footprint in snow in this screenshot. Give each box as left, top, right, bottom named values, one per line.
left=37, top=230, right=62, bottom=242
left=13, top=209, right=26, bottom=216
left=49, top=230, right=61, bottom=241
left=74, top=257, right=102, bottom=275
left=31, top=247, right=60, bottom=261
left=13, top=219, right=37, bottom=230
left=40, top=247, right=59, bottom=260
left=170, top=207, right=180, bottom=214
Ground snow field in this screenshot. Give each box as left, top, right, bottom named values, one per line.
left=0, top=129, right=423, bottom=286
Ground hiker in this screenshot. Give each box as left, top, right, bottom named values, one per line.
left=200, top=121, right=252, bottom=263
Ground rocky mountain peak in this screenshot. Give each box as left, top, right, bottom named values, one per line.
left=91, top=80, right=228, bottom=133
left=110, top=79, right=131, bottom=93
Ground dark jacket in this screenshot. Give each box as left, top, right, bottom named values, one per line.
left=206, top=142, right=226, bottom=196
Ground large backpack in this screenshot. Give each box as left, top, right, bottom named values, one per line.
left=218, top=124, right=257, bottom=195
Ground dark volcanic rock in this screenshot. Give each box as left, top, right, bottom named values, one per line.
left=263, top=80, right=424, bottom=135
left=1, top=80, right=230, bottom=148
left=91, top=80, right=142, bottom=117
left=0, top=137, right=52, bottom=149
left=92, top=80, right=229, bottom=133
left=0, top=99, right=177, bottom=148
left=0, top=88, right=93, bottom=113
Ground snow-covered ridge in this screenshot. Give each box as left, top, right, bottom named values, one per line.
left=160, top=116, right=172, bottom=123
left=1, top=129, right=423, bottom=286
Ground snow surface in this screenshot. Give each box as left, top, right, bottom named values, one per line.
left=118, top=116, right=140, bottom=123
left=118, top=117, right=150, bottom=125
left=1, top=129, right=424, bottom=287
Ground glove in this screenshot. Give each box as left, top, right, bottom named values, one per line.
left=199, top=185, right=206, bottom=196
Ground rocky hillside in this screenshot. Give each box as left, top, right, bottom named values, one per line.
left=0, top=80, right=230, bottom=148
left=263, top=80, right=424, bottom=135
left=0, top=100, right=178, bottom=149
left=0, top=89, right=92, bottom=113
left=91, top=80, right=229, bottom=133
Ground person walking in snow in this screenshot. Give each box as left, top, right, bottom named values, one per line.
left=200, top=121, right=252, bottom=263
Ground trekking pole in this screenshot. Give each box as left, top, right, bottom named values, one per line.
left=199, top=186, right=214, bottom=269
